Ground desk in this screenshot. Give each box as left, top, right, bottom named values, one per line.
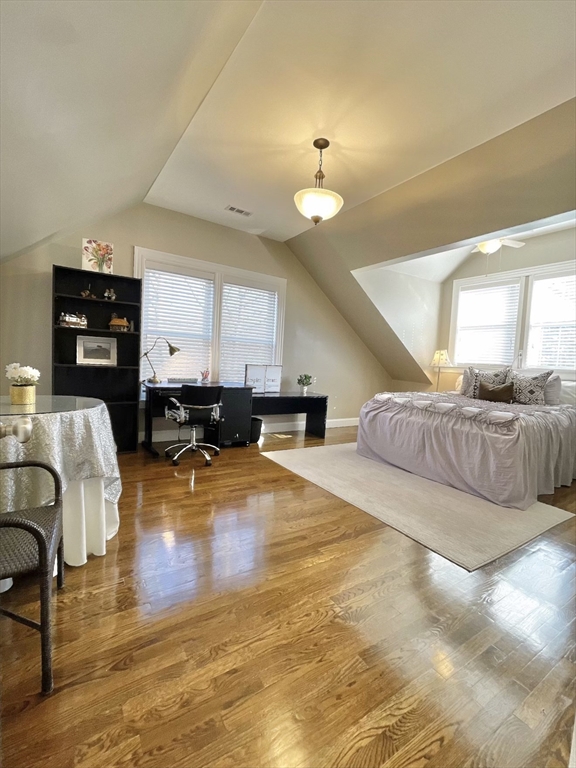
left=143, top=384, right=329, bottom=455
left=252, top=391, right=328, bottom=438
left=0, top=396, right=121, bottom=588
left=143, top=382, right=253, bottom=457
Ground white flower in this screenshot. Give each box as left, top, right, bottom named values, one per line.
left=5, top=362, right=40, bottom=385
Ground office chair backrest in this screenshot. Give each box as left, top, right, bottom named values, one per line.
left=181, top=384, right=223, bottom=407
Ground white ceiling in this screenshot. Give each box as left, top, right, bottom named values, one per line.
left=0, top=0, right=261, bottom=258
left=1, top=0, right=575, bottom=258
left=384, top=247, right=474, bottom=283
left=378, top=215, right=576, bottom=283
left=145, top=0, right=576, bottom=241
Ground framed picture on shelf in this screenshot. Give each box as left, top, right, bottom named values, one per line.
left=82, top=239, right=114, bottom=274
left=76, top=335, right=117, bottom=366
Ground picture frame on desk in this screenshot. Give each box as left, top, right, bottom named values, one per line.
left=245, top=364, right=282, bottom=393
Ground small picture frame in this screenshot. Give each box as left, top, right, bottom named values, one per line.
left=82, top=239, right=114, bottom=274
left=245, top=364, right=266, bottom=393
left=76, top=335, right=117, bottom=366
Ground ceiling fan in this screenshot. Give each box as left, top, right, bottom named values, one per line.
left=472, top=237, right=525, bottom=254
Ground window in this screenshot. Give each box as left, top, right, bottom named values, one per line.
left=135, top=248, right=285, bottom=384
left=220, top=282, right=278, bottom=381
left=141, top=268, right=214, bottom=380
left=450, top=261, right=575, bottom=371
left=453, top=281, right=521, bottom=366
left=526, top=273, right=575, bottom=370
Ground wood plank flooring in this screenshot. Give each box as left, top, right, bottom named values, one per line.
left=1, top=427, right=575, bottom=768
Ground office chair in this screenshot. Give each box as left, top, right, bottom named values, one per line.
left=164, top=385, right=223, bottom=467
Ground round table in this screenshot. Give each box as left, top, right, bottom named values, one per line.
left=0, top=396, right=121, bottom=592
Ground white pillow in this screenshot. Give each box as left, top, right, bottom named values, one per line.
left=455, top=374, right=463, bottom=392
left=544, top=373, right=562, bottom=405
left=559, top=380, right=576, bottom=405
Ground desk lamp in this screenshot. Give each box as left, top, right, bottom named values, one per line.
left=141, top=338, right=180, bottom=384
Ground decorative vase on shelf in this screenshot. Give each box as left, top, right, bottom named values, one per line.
left=10, top=384, right=36, bottom=405
left=300, top=385, right=308, bottom=396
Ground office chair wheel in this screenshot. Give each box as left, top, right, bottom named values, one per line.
left=215, top=449, right=220, bottom=456
left=205, top=459, right=212, bottom=467
left=172, top=459, right=180, bottom=466
left=164, top=450, right=172, bottom=458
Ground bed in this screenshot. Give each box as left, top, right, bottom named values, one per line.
left=357, top=391, right=576, bottom=510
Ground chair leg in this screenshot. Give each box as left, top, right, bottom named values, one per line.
left=57, top=538, right=64, bottom=590
left=198, top=448, right=212, bottom=465
left=39, top=567, right=53, bottom=694
left=196, top=442, right=220, bottom=456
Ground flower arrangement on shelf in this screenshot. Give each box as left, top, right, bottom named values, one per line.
left=5, top=363, right=41, bottom=405
left=82, top=239, right=114, bottom=273
left=297, top=373, right=312, bottom=395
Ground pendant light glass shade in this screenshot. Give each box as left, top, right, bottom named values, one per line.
left=294, top=187, right=344, bottom=224
left=294, top=138, right=343, bottom=225
left=477, top=239, right=502, bottom=255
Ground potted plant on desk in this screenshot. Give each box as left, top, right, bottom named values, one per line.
left=297, top=373, right=312, bottom=396
left=5, top=363, right=41, bottom=405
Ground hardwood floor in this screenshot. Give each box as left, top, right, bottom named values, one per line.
left=1, top=427, right=574, bottom=768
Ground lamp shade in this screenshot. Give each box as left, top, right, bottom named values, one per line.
left=294, top=188, right=344, bottom=224
left=477, top=239, right=502, bottom=255
left=430, top=349, right=452, bottom=367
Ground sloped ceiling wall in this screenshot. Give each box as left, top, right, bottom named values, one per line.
left=286, top=99, right=576, bottom=382
left=0, top=0, right=261, bottom=258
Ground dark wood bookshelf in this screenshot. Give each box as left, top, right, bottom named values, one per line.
left=52, top=265, right=142, bottom=452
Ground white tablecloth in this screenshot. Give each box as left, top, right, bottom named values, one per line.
left=0, top=399, right=121, bottom=589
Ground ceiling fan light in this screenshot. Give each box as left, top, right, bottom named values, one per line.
left=477, top=239, right=502, bottom=255
left=294, top=187, right=344, bottom=224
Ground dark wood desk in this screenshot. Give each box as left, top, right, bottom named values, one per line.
left=142, top=382, right=252, bottom=457
left=142, top=383, right=329, bottom=457
left=252, top=391, right=328, bottom=439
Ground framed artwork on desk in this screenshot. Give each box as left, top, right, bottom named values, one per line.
left=245, top=364, right=282, bottom=393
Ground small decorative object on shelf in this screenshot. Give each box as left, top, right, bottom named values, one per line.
left=80, top=285, right=97, bottom=299
left=103, top=288, right=116, bottom=301
left=297, top=373, right=312, bottom=396
left=108, top=313, right=130, bottom=332
left=6, top=362, right=40, bottom=405
left=58, top=312, right=88, bottom=328
left=82, top=239, right=114, bottom=274
left=200, top=369, right=210, bottom=384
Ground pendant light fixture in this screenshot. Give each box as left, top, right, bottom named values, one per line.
left=294, top=138, right=344, bottom=225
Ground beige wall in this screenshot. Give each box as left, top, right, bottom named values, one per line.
left=436, top=226, right=576, bottom=391
left=354, top=268, right=440, bottom=373
left=0, top=203, right=391, bottom=419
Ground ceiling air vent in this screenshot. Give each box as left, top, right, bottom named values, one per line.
left=225, top=205, right=253, bottom=217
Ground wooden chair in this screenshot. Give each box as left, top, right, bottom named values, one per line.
left=0, top=461, right=64, bottom=694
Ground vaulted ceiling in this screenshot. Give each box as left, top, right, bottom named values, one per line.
left=2, top=0, right=575, bottom=259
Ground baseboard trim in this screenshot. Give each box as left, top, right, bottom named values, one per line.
left=137, top=417, right=359, bottom=443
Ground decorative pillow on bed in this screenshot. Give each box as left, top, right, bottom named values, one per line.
left=462, top=366, right=511, bottom=399
left=544, top=373, right=562, bottom=405
left=510, top=370, right=553, bottom=405
left=478, top=380, right=514, bottom=403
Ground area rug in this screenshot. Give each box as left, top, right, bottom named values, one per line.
left=262, top=442, right=573, bottom=571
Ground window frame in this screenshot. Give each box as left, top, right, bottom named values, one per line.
left=448, top=260, right=575, bottom=375
left=134, top=247, right=286, bottom=382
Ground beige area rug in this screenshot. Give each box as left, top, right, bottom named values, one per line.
left=262, top=442, right=573, bottom=571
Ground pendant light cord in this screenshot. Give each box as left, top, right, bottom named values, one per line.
left=314, top=149, right=325, bottom=189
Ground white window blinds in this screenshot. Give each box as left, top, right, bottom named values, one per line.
left=454, top=281, right=520, bottom=366
left=526, top=273, right=576, bottom=370
left=219, top=282, right=279, bottom=382
left=141, top=268, right=214, bottom=381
